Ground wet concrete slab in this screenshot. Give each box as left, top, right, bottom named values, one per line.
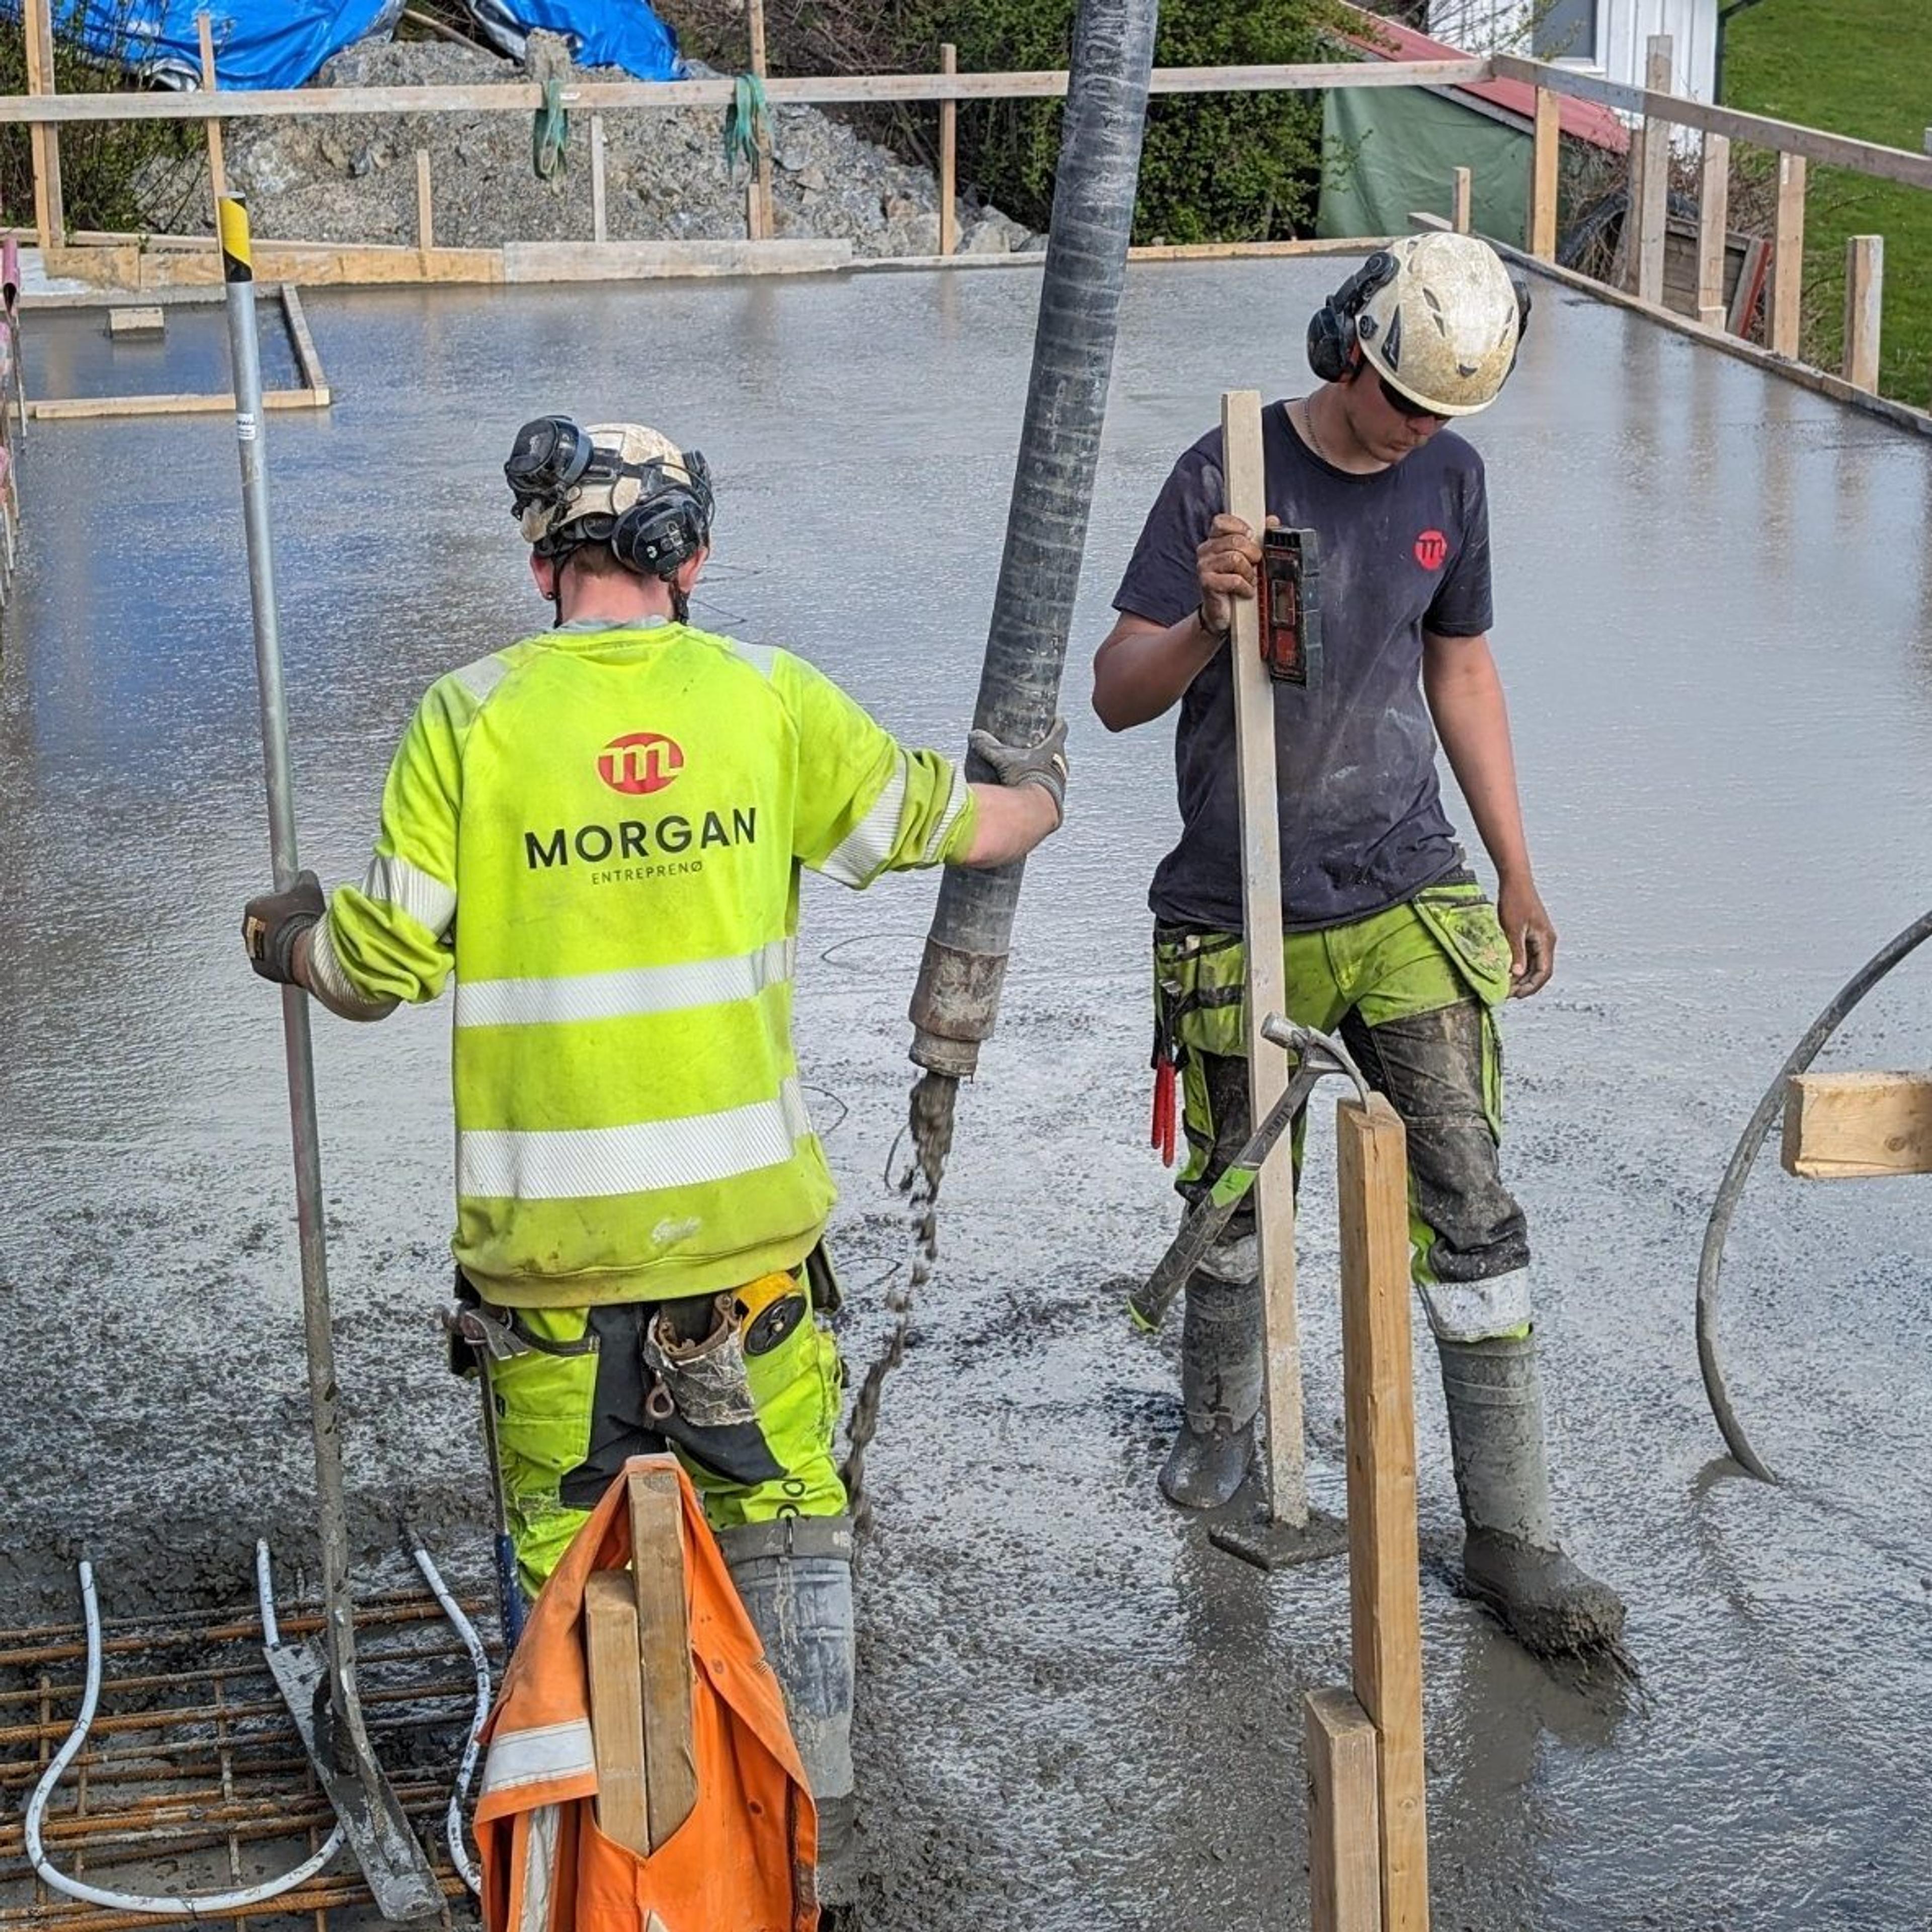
left=3, top=260, right=1931, bottom=1928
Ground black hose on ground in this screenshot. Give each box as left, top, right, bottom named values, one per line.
left=1696, top=905, right=1932, bottom=1482
left=906, top=0, right=1160, bottom=1079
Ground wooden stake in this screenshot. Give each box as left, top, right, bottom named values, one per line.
left=1783, top=1069, right=1932, bottom=1178
left=591, top=113, right=608, bottom=243
left=1337, top=1095, right=1428, bottom=1931
left=939, top=43, right=958, bottom=258
left=415, top=148, right=434, bottom=256
left=583, top=1571, right=651, bottom=1855
left=197, top=12, right=226, bottom=201
left=746, top=0, right=774, bottom=242
left=1450, top=166, right=1471, bottom=235
left=1695, top=131, right=1730, bottom=329
left=1634, top=35, right=1672, bottom=306
left=1305, top=1688, right=1381, bottom=1932
left=1528, top=87, right=1558, bottom=260
left=22, top=0, right=65, bottom=251
left=1842, top=233, right=1882, bottom=393
left=1770, top=150, right=1807, bottom=358
left=625, top=1463, right=698, bottom=1850
left=1221, top=387, right=1309, bottom=1532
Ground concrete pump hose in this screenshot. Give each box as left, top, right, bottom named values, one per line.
left=1696, top=904, right=1932, bottom=1483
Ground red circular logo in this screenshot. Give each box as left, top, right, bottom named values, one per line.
left=598, top=732, right=684, bottom=795
left=1414, top=529, right=1448, bottom=571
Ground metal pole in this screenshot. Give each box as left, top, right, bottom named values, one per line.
left=217, top=196, right=439, bottom=1923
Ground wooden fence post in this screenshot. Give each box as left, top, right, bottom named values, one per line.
left=1528, top=87, right=1558, bottom=260
left=1634, top=34, right=1672, bottom=305
left=1695, top=131, right=1730, bottom=328
left=22, top=0, right=65, bottom=252
left=415, top=148, right=434, bottom=257
left=591, top=112, right=608, bottom=243
left=1223, top=388, right=1311, bottom=1536
left=1305, top=1687, right=1382, bottom=1932
left=1770, top=150, right=1807, bottom=358
left=939, top=42, right=958, bottom=257
left=1338, top=1095, right=1429, bottom=1931
left=1451, top=165, right=1471, bottom=235
left=1842, top=233, right=1881, bottom=392
left=197, top=12, right=226, bottom=201
left=746, top=0, right=774, bottom=241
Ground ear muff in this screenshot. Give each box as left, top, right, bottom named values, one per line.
left=504, top=416, right=592, bottom=511
left=609, top=450, right=715, bottom=583
left=1306, top=250, right=1400, bottom=385
left=1503, top=274, right=1533, bottom=380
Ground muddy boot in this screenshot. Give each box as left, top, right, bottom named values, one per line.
left=718, top=1517, right=858, bottom=1910
left=1437, top=1332, right=1626, bottom=1656
left=1160, top=1256, right=1262, bottom=1510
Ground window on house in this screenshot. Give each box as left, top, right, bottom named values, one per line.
left=1533, top=0, right=1597, bottom=59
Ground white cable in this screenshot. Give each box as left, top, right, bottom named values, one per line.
left=24, top=1558, right=346, bottom=1917
left=409, top=1534, right=492, bottom=1897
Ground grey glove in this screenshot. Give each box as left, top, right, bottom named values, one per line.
left=968, top=717, right=1069, bottom=824
left=242, top=869, right=324, bottom=985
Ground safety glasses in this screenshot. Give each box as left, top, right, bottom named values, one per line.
left=1376, top=371, right=1450, bottom=424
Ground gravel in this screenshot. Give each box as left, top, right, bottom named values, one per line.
left=148, top=33, right=1036, bottom=258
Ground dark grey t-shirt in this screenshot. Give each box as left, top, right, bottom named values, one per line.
left=1113, top=401, right=1493, bottom=932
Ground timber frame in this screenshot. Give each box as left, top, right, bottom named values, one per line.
left=3, top=9, right=1927, bottom=417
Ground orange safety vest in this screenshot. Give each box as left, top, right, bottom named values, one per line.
left=474, top=1459, right=818, bottom=1932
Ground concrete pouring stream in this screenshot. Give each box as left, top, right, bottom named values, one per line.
left=2, top=260, right=1930, bottom=1929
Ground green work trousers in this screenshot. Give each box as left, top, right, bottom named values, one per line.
left=476, top=1270, right=848, bottom=1597
left=1154, top=877, right=1532, bottom=1341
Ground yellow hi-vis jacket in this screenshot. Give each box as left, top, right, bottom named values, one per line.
left=305, top=619, right=977, bottom=1307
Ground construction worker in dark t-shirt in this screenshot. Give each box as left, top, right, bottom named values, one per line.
left=1093, top=231, right=1624, bottom=1656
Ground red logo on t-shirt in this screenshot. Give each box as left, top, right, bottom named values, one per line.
left=598, top=732, right=684, bottom=795
left=1414, top=529, right=1448, bottom=571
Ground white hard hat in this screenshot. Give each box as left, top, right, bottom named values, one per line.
left=1347, top=232, right=1527, bottom=417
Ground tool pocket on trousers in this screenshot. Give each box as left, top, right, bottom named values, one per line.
left=1412, top=883, right=1514, bottom=1009
left=1154, top=925, right=1248, bottom=1061
left=488, top=1338, right=599, bottom=1503
left=643, top=1292, right=761, bottom=1430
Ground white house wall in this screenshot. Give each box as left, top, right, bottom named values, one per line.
left=1426, top=0, right=1717, bottom=100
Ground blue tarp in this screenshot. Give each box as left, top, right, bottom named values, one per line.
left=19, top=0, right=679, bottom=91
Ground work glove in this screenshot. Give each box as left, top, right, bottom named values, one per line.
left=968, top=717, right=1070, bottom=825
left=242, top=870, right=324, bottom=986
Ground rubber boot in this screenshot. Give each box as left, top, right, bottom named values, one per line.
left=1159, top=1263, right=1262, bottom=1509
left=1436, top=1332, right=1627, bottom=1656
left=718, top=1517, right=858, bottom=1915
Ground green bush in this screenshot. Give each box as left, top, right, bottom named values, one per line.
left=0, top=1, right=202, bottom=237
left=875, top=0, right=1353, bottom=242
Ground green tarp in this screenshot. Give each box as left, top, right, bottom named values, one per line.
left=1319, top=84, right=1530, bottom=246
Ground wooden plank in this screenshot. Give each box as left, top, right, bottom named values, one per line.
left=1409, top=211, right=1932, bottom=440
left=1696, top=132, right=1731, bottom=329
left=1770, top=150, right=1807, bottom=359
left=0, top=58, right=1498, bottom=125
left=1528, top=87, right=1559, bottom=260
left=27, top=387, right=327, bottom=419
left=1337, top=1095, right=1428, bottom=1932
left=1492, top=54, right=1932, bottom=192
left=626, top=1464, right=698, bottom=1850
left=502, top=237, right=850, bottom=280
left=939, top=44, right=958, bottom=258
left=591, top=114, right=608, bottom=244
left=279, top=285, right=328, bottom=396
left=1842, top=234, right=1883, bottom=393
left=23, top=0, right=64, bottom=251
left=746, top=0, right=774, bottom=243
left=415, top=149, right=434, bottom=255
left=196, top=12, right=227, bottom=202
left=107, top=306, right=165, bottom=336
left=583, top=1571, right=650, bottom=1855
left=1222, top=387, right=1309, bottom=1532
left=1450, top=166, right=1471, bottom=236
left=44, top=238, right=505, bottom=289
left=1782, top=1072, right=1932, bottom=1179
left=1305, top=1688, right=1381, bottom=1932
left=1634, top=36, right=1672, bottom=306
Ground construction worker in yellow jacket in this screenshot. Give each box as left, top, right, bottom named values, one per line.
left=239, top=419, right=1068, bottom=1916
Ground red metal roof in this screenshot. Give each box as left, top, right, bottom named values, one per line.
left=1337, top=11, right=1630, bottom=153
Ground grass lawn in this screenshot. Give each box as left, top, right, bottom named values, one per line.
left=1723, top=0, right=1931, bottom=405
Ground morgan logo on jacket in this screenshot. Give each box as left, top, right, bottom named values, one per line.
left=598, top=732, right=684, bottom=795
left=524, top=805, right=759, bottom=876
